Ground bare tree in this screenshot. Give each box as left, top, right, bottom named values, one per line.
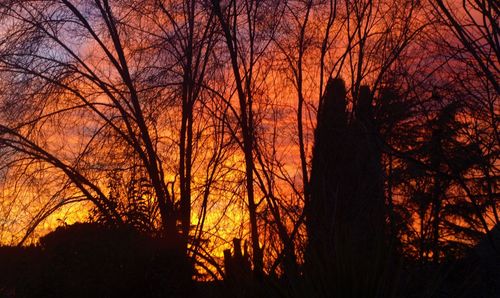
left=0, top=0, right=179, bottom=241
left=430, top=0, right=499, bottom=93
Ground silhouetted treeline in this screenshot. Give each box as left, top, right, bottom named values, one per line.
left=3, top=78, right=498, bottom=298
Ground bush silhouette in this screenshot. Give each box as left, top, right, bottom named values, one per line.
left=1, top=223, right=192, bottom=298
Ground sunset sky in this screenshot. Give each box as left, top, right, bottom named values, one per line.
left=0, top=0, right=497, bottom=282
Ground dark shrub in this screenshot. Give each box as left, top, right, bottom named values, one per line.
left=0, top=223, right=193, bottom=298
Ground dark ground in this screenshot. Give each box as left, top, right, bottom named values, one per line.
left=0, top=223, right=498, bottom=298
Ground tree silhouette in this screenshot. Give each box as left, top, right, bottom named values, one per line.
left=305, top=78, right=388, bottom=295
